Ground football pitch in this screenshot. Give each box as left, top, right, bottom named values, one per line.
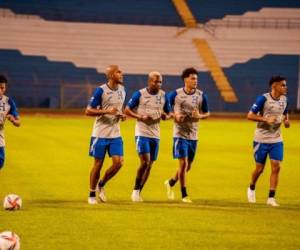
left=1, top=115, right=299, bottom=249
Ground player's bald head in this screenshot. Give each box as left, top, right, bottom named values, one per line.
left=148, top=71, right=161, bottom=81
left=105, top=65, right=120, bottom=79
left=105, top=65, right=123, bottom=84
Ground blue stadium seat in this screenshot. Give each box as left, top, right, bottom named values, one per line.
left=0, top=50, right=298, bottom=111
left=0, top=0, right=183, bottom=26
left=187, top=0, right=300, bottom=23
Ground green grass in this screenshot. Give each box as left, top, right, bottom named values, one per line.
left=1, top=116, right=300, bottom=249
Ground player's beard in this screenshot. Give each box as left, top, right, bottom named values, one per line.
left=117, top=79, right=124, bottom=85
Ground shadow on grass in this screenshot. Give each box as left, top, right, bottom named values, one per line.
left=25, top=198, right=300, bottom=213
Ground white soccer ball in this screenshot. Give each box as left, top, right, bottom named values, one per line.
left=0, top=231, right=20, bottom=250
left=3, top=194, right=22, bottom=211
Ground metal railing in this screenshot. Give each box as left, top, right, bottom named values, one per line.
left=206, top=17, right=300, bottom=30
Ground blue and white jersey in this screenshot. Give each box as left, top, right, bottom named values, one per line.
left=88, top=83, right=126, bottom=138
left=127, top=88, right=169, bottom=139
left=250, top=92, right=288, bottom=143
left=168, top=88, right=209, bottom=140
left=0, top=95, right=19, bottom=147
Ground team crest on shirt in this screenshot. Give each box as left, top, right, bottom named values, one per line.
left=192, top=96, right=199, bottom=107
left=117, top=90, right=124, bottom=100
left=279, top=101, right=285, bottom=109
left=155, top=96, right=162, bottom=104
left=0, top=102, right=6, bottom=111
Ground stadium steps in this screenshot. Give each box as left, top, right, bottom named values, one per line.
left=172, top=0, right=197, bottom=27
left=193, top=39, right=238, bottom=103
left=0, top=17, right=203, bottom=75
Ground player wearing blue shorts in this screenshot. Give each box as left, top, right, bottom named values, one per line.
left=0, top=75, right=20, bottom=171
left=125, top=72, right=171, bottom=202
left=164, top=68, right=210, bottom=203
left=247, top=76, right=290, bottom=207
left=86, top=65, right=126, bottom=204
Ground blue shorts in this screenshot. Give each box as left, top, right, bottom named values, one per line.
left=0, top=147, right=4, bottom=169
left=135, top=136, right=160, bottom=161
left=173, top=138, right=197, bottom=161
left=253, top=141, right=283, bottom=164
left=89, top=137, right=123, bottom=159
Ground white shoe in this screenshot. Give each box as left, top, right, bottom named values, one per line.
left=267, top=198, right=280, bottom=207
left=164, top=180, right=175, bottom=200
left=88, top=197, right=98, bottom=204
left=182, top=196, right=192, bottom=203
left=247, top=187, right=256, bottom=203
left=98, top=187, right=107, bottom=202
left=131, top=190, right=140, bottom=202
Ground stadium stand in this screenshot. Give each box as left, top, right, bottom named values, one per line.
left=187, top=0, right=300, bottom=23
left=0, top=0, right=183, bottom=26
left=0, top=1, right=299, bottom=111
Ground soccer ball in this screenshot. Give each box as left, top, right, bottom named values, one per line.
left=0, top=231, right=20, bottom=250
left=3, top=194, right=22, bottom=211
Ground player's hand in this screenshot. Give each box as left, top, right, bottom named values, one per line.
left=138, top=115, right=152, bottom=121
left=284, top=119, right=290, bottom=128
left=161, top=113, right=167, bottom=120
left=120, top=114, right=126, bottom=121
left=174, top=113, right=185, bottom=123
left=106, top=107, right=118, bottom=115
left=6, top=114, right=13, bottom=122
left=264, top=116, right=276, bottom=125
left=191, top=109, right=201, bottom=119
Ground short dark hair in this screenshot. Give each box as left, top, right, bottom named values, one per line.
left=269, top=76, right=286, bottom=86
left=0, top=75, right=7, bottom=84
left=181, top=67, right=198, bottom=80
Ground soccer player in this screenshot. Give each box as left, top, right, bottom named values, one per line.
left=0, top=75, right=20, bottom=170
left=124, top=71, right=171, bottom=202
left=247, top=76, right=290, bottom=207
left=164, top=68, right=210, bottom=203
left=86, top=65, right=126, bottom=204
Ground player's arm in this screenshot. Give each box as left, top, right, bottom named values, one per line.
left=85, top=87, right=117, bottom=116
left=7, top=114, right=20, bottom=127
left=247, top=111, right=276, bottom=124
left=192, top=93, right=210, bottom=120
left=167, top=91, right=183, bottom=122
left=161, top=95, right=173, bottom=120
left=247, top=95, right=275, bottom=125
left=85, top=106, right=118, bottom=116
left=7, top=98, right=20, bottom=127
left=124, top=91, right=151, bottom=121
left=282, top=102, right=290, bottom=128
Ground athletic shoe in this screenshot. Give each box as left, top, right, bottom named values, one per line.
left=267, top=198, right=280, bottom=207
left=164, top=180, right=175, bottom=200
left=98, top=187, right=107, bottom=202
left=247, top=187, right=256, bottom=203
left=182, top=196, right=192, bottom=203
left=139, top=193, right=144, bottom=202
left=131, top=190, right=140, bottom=202
left=88, top=197, right=98, bottom=205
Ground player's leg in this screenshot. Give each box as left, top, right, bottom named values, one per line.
left=0, top=147, right=5, bottom=170
left=88, top=138, right=106, bottom=204
left=164, top=138, right=186, bottom=200
left=139, top=138, right=159, bottom=192
left=247, top=142, right=267, bottom=203
left=131, top=153, right=151, bottom=202
left=131, top=137, right=151, bottom=201
left=98, top=137, right=124, bottom=202
left=186, top=139, right=197, bottom=173
left=267, top=142, right=283, bottom=207
left=140, top=160, right=154, bottom=191
left=99, top=155, right=123, bottom=185
left=180, top=140, right=197, bottom=203
left=178, top=157, right=191, bottom=202
left=89, top=158, right=105, bottom=204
